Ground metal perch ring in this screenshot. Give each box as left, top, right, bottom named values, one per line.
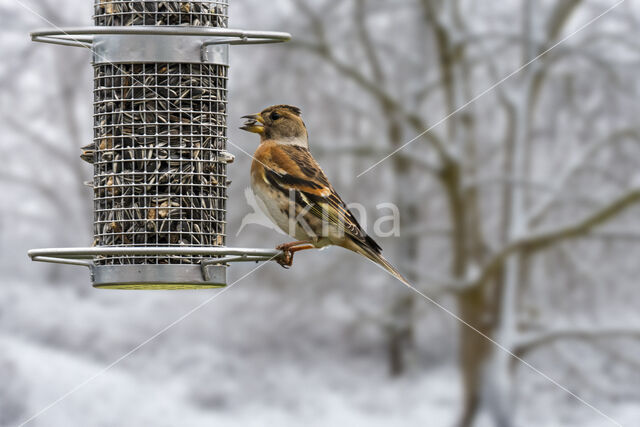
left=31, top=27, right=290, bottom=64
left=31, top=26, right=291, bottom=47
left=29, top=247, right=284, bottom=289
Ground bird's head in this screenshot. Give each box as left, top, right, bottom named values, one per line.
left=240, top=105, right=308, bottom=147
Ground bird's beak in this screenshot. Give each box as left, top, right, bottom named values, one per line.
left=240, top=113, right=265, bottom=134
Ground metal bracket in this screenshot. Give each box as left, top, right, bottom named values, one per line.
left=200, top=253, right=278, bottom=281
left=93, top=34, right=229, bottom=65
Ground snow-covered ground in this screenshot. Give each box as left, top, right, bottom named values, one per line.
left=2, top=334, right=462, bottom=427
left=3, top=278, right=638, bottom=427
left=1, top=279, right=461, bottom=427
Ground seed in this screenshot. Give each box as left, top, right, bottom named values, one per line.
left=157, top=201, right=170, bottom=218
left=80, top=150, right=94, bottom=164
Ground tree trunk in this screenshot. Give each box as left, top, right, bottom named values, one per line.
left=482, top=257, right=520, bottom=427
left=386, top=110, right=418, bottom=376
left=387, top=293, right=415, bottom=376
left=437, top=160, right=493, bottom=426
left=456, top=286, right=492, bottom=427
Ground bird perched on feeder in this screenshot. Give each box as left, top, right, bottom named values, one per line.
left=240, top=104, right=409, bottom=285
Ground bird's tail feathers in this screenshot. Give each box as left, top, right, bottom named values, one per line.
left=356, top=244, right=411, bottom=287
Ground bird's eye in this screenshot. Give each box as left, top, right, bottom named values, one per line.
left=270, top=112, right=281, bottom=121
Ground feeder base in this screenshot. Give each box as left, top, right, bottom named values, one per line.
left=92, top=264, right=226, bottom=290
left=94, top=283, right=225, bottom=290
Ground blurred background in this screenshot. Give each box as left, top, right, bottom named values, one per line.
left=2, top=0, right=640, bottom=426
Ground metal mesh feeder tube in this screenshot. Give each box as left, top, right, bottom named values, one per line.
left=29, top=1, right=289, bottom=289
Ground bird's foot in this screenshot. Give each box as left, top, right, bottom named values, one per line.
left=275, top=241, right=314, bottom=269
left=276, top=246, right=294, bottom=269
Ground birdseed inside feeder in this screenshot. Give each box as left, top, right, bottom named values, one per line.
left=28, top=0, right=290, bottom=289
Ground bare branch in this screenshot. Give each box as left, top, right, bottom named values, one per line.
left=585, top=229, right=640, bottom=241
left=591, top=340, right=640, bottom=371
left=401, top=224, right=452, bottom=238
left=462, top=176, right=558, bottom=193
left=4, top=113, right=77, bottom=169
left=545, top=45, right=623, bottom=87
left=526, top=127, right=640, bottom=227
left=545, top=0, right=584, bottom=42
left=312, top=143, right=440, bottom=174
left=580, top=30, right=640, bottom=52
left=515, top=325, right=640, bottom=354
left=354, top=0, right=384, bottom=84
left=462, top=177, right=616, bottom=210
left=527, top=0, right=584, bottom=113
left=472, top=188, right=640, bottom=287
left=288, top=6, right=453, bottom=163
left=399, top=262, right=468, bottom=294
left=419, top=0, right=461, bottom=140
left=0, top=171, right=74, bottom=219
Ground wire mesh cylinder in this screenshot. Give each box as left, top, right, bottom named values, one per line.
left=91, top=1, right=229, bottom=286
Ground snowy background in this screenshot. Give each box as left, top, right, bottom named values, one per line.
left=2, top=1, right=640, bottom=426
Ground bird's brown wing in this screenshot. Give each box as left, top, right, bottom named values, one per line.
left=260, top=143, right=382, bottom=253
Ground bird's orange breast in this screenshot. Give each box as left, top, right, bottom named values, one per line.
left=250, top=141, right=275, bottom=184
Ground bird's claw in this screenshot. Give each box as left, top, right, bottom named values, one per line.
left=276, top=244, right=294, bottom=268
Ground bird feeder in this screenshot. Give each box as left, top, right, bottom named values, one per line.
left=28, top=0, right=289, bottom=289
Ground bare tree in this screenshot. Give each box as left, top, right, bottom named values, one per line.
left=280, top=0, right=640, bottom=425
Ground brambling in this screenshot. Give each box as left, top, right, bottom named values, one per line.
left=240, top=104, right=408, bottom=285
